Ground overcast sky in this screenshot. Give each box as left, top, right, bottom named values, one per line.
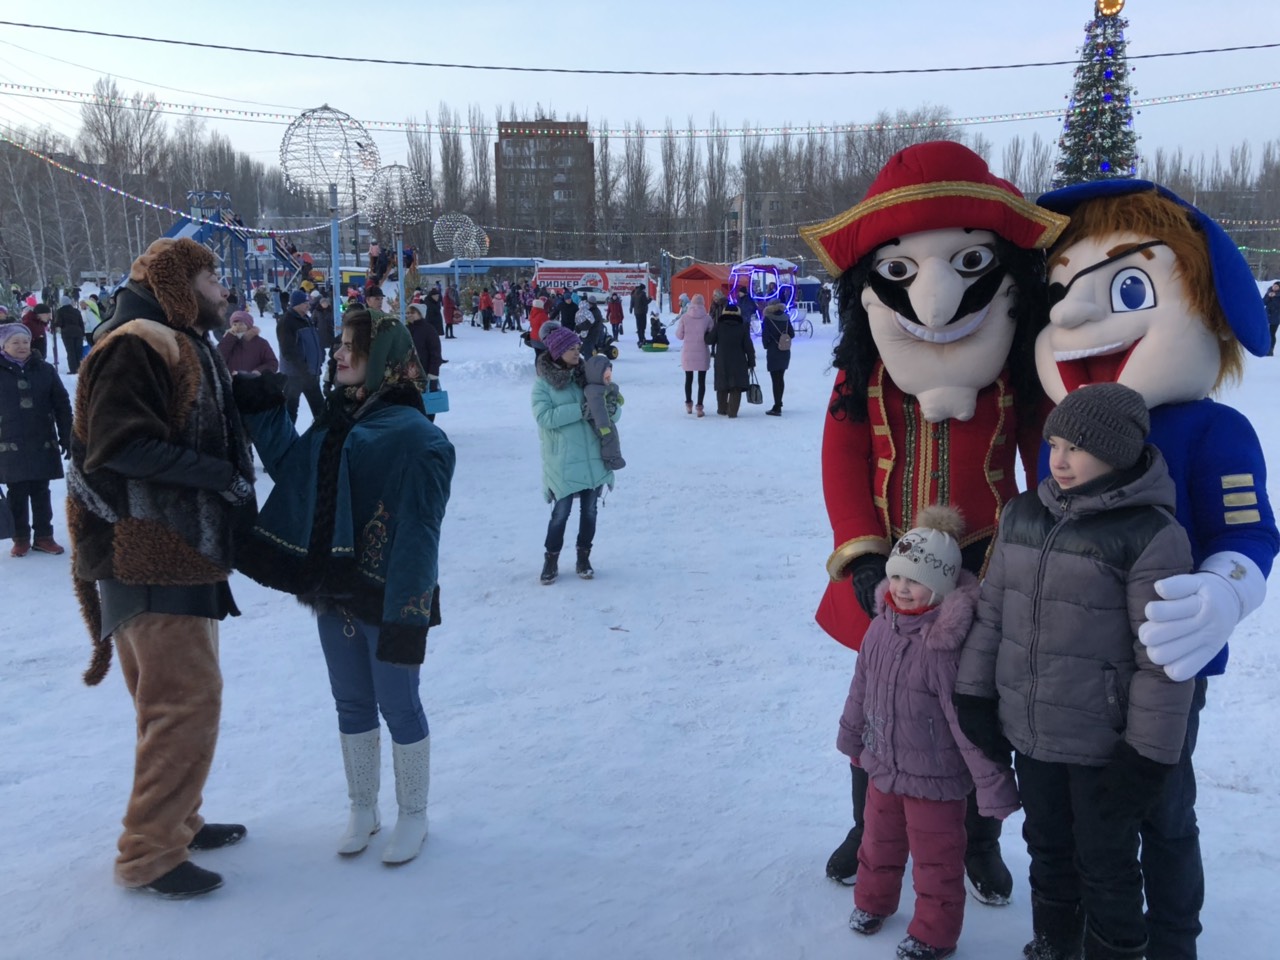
left=1, top=0, right=1277, bottom=185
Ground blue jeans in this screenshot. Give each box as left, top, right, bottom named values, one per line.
left=544, top=486, right=600, bottom=554
left=317, top=614, right=429, bottom=745
left=1141, top=676, right=1208, bottom=960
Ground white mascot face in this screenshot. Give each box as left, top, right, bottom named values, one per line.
left=1037, top=232, right=1220, bottom=406
left=862, top=228, right=1019, bottom=423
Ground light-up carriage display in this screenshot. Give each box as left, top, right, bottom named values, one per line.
left=727, top=256, right=812, bottom=337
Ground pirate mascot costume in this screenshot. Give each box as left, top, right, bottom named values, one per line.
left=801, top=141, right=1068, bottom=904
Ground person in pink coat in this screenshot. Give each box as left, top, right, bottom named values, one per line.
left=838, top=505, right=1019, bottom=960
left=673, top=293, right=714, bottom=416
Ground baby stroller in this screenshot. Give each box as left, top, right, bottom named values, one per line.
left=640, top=314, right=670, bottom=352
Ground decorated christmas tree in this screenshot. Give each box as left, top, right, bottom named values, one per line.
left=1053, top=0, right=1139, bottom=187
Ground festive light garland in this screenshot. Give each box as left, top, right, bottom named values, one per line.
left=2, top=79, right=1279, bottom=139
left=0, top=130, right=356, bottom=235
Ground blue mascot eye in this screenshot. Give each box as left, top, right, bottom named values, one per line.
left=1110, top=268, right=1156, bottom=312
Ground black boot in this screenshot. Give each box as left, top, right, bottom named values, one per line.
left=140, top=861, right=223, bottom=899
left=964, top=790, right=1012, bottom=905
left=540, top=551, right=559, bottom=584
left=576, top=547, right=593, bottom=579
left=1023, top=896, right=1085, bottom=960
left=188, top=823, right=247, bottom=850
left=826, top=763, right=867, bottom=884
left=1082, top=927, right=1147, bottom=960
left=766, top=403, right=782, bottom=416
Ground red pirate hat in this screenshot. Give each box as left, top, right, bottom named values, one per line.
left=799, top=141, right=1069, bottom=276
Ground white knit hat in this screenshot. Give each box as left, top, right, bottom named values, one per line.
left=884, top=505, right=965, bottom=600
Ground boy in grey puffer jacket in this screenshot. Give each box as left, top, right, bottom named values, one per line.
left=582, top=354, right=625, bottom=470
left=954, top=383, right=1194, bottom=960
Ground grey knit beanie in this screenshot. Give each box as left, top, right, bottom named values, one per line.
left=1044, top=383, right=1150, bottom=469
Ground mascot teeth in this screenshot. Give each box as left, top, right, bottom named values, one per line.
left=894, top=304, right=991, bottom=344
left=1053, top=341, right=1130, bottom=362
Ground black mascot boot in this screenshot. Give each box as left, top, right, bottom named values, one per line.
left=1022, top=896, right=1085, bottom=960
left=964, top=791, right=1013, bottom=905
left=540, top=551, right=559, bottom=585
left=826, top=763, right=868, bottom=884
left=1082, top=927, right=1147, bottom=960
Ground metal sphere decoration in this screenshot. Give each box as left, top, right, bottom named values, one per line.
left=433, top=213, right=474, bottom=256
left=367, top=163, right=433, bottom=229
left=279, top=104, right=381, bottom=204
left=458, top=224, right=491, bottom=259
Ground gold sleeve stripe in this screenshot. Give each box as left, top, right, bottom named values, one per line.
left=1221, top=474, right=1255, bottom=490
left=826, top=536, right=892, bottom=581
left=1225, top=509, right=1262, bottom=525
left=1223, top=492, right=1258, bottom=507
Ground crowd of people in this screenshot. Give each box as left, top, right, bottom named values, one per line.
left=6, top=151, right=1278, bottom=960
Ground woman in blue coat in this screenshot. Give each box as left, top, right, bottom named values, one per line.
left=532, top=325, right=619, bottom=584
left=0, top=322, right=71, bottom=555
left=233, top=311, right=455, bottom=866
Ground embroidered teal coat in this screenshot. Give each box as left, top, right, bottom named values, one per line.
left=239, top=397, right=455, bottom=664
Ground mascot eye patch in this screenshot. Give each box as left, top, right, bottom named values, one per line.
left=1048, top=240, right=1166, bottom=308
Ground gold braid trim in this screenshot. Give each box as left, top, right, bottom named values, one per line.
left=827, top=536, right=892, bottom=581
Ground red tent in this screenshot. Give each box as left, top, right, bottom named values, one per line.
left=669, top=262, right=731, bottom=312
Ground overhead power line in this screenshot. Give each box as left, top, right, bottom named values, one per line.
left=3, top=79, right=1279, bottom=138
left=0, top=21, right=1276, bottom=77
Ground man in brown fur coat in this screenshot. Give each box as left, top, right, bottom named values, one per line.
left=66, top=238, right=257, bottom=899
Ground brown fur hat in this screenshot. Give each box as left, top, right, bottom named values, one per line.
left=128, top=238, right=217, bottom=328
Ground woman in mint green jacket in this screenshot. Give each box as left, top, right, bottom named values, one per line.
left=532, top=325, right=619, bottom=584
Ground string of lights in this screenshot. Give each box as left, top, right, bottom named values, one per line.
left=0, top=131, right=356, bottom=235
left=1, top=21, right=1274, bottom=78
left=2, top=78, right=1278, bottom=139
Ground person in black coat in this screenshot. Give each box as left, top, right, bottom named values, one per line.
left=405, top=305, right=444, bottom=423
left=760, top=301, right=794, bottom=416
left=630, top=284, right=650, bottom=345
left=1264, top=281, right=1280, bottom=355
left=705, top=304, right=755, bottom=418
left=55, top=296, right=87, bottom=373
left=423, top=288, right=446, bottom=338
left=0, top=322, right=72, bottom=555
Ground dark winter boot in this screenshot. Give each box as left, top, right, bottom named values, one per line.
left=766, top=403, right=782, bottom=416
left=848, top=908, right=887, bottom=935
left=895, top=934, right=956, bottom=959
left=540, top=552, right=559, bottom=585
left=1023, top=896, right=1086, bottom=960
left=826, top=763, right=868, bottom=884
left=139, top=861, right=223, bottom=899
left=9, top=538, right=31, bottom=558
left=964, top=791, right=1012, bottom=905
left=1082, top=927, right=1147, bottom=960
left=188, top=823, right=247, bottom=851
left=727, top=392, right=742, bottom=418
left=576, top=547, right=593, bottom=579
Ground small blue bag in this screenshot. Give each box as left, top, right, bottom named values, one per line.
left=423, top=388, right=449, bottom=415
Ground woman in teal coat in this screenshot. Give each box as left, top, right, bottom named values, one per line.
left=533, top=325, right=619, bottom=584
left=233, top=311, right=455, bottom=867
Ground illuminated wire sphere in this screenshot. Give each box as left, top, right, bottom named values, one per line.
left=279, top=104, right=381, bottom=205
left=457, top=224, right=491, bottom=259
left=366, top=164, right=433, bottom=228
left=430, top=213, right=476, bottom=257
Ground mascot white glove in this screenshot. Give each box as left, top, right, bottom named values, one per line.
left=1140, top=551, right=1266, bottom=682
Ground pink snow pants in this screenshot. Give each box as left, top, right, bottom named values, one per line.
left=855, top=781, right=968, bottom=951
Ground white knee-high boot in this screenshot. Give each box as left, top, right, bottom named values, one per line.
left=337, top=729, right=381, bottom=855
left=381, top=736, right=430, bottom=865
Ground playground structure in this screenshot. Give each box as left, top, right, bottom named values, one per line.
left=158, top=190, right=311, bottom=296
left=726, top=255, right=813, bottom=338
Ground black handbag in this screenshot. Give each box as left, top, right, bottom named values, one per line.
left=746, top=370, right=764, bottom=405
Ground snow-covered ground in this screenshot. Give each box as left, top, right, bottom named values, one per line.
left=3, top=311, right=1278, bottom=959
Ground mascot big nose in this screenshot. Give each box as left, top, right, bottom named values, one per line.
left=911, top=258, right=967, bottom=328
